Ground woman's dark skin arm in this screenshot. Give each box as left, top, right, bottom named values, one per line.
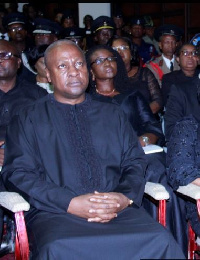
left=143, top=67, right=163, bottom=114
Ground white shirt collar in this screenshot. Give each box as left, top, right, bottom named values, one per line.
left=162, top=54, right=175, bottom=69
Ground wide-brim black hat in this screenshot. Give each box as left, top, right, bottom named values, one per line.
left=91, top=15, right=115, bottom=34
left=130, top=16, right=145, bottom=26
left=60, top=27, right=85, bottom=39
left=2, top=12, right=27, bottom=29
left=62, top=9, right=74, bottom=19
left=154, top=24, right=184, bottom=41
left=33, top=18, right=62, bottom=35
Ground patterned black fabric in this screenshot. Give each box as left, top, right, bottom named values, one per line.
left=55, top=98, right=102, bottom=193
left=166, top=115, right=200, bottom=236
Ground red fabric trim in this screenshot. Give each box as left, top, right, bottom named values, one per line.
left=145, top=61, right=164, bottom=81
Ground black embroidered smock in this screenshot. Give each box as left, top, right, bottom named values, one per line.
left=2, top=93, right=185, bottom=259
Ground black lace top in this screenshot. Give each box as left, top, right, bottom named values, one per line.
left=129, top=66, right=163, bottom=108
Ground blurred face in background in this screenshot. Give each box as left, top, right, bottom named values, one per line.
left=111, top=38, right=131, bottom=67
left=144, top=26, right=155, bottom=39
left=55, top=13, right=63, bottom=24
left=130, top=24, right=144, bottom=38
left=94, top=28, right=114, bottom=45
left=8, top=23, right=27, bottom=42
left=113, top=16, right=124, bottom=30
left=62, top=18, right=75, bottom=28
left=34, top=33, right=58, bottom=47
left=159, top=35, right=177, bottom=58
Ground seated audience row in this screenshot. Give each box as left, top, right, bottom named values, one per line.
left=0, top=6, right=200, bottom=258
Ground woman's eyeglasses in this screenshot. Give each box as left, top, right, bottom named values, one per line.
left=181, top=50, right=198, bottom=57
left=0, top=52, right=20, bottom=60
left=112, top=45, right=129, bottom=52
left=90, top=56, right=117, bottom=66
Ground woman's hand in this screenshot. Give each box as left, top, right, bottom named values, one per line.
left=191, top=178, right=200, bottom=186
left=139, top=133, right=159, bottom=147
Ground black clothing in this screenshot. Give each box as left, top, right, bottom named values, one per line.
left=129, top=66, right=163, bottom=110
left=18, top=50, right=37, bottom=84
left=161, top=69, right=200, bottom=107
left=166, top=115, right=200, bottom=237
left=132, top=39, right=158, bottom=64
left=2, top=94, right=185, bottom=259
left=164, top=75, right=200, bottom=143
left=0, top=76, right=47, bottom=244
left=0, top=77, right=47, bottom=140
left=91, top=90, right=187, bottom=256
left=92, top=90, right=165, bottom=146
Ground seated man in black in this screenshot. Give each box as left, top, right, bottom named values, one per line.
left=0, top=39, right=47, bottom=249
left=1, top=39, right=185, bottom=259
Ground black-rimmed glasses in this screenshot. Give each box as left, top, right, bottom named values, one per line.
left=0, top=52, right=20, bottom=60
left=90, top=56, right=117, bottom=66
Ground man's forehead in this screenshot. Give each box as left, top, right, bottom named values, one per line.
left=97, top=28, right=113, bottom=34
left=48, top=44, right=83, bottom=58
left=161, top=35, right=176, bottom=41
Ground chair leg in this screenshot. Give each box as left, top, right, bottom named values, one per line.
left=158, top=200, right=166, bottom=227
left=15, top=234, right=21, bottom=260
left=188, top=223, right=197, bottom=260
left=14, top=212, right=29, bottom=260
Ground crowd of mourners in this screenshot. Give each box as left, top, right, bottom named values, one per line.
left=0, top=3, right=200, bottom=259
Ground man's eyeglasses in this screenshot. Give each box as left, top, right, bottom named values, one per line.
left=90, top=56, right=117, bottom=66
left=112, top=45, right=129, bottom=52
left=0, top=52, right=20, bottom=60
left=9, top=27, right=24, bottom=33
left=181, top=50, right=198, bottom=57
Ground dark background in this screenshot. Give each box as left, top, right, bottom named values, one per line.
left=17, top=3, right=200, bottom=42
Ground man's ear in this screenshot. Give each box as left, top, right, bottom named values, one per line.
left=45, top=67, right=51, bottom=83
left=158, top=42, right=162, bottom=51
left=90, top=69, right=95, bottom=81
left=94, top=34, right=98, bottom=43
left=17, top=57, right=22, bottom=69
